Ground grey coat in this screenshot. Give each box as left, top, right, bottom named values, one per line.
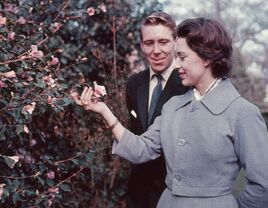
left=112, top=79, right=268, bottom=208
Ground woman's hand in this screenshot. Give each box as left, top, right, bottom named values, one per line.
left=72, top=86, right=125, bottom=140
left=72, top=86, right=107, bottom=114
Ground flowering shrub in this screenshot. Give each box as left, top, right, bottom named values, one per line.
left=0, top=0, right=161, bottom=207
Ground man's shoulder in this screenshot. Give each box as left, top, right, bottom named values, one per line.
left=127, top=69, right=149, bottom=85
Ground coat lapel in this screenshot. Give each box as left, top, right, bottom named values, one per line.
left=201, top=79, right=241, bottom=114
left=137, top=70, right=150, bottom=130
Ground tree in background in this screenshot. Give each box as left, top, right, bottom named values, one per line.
left=0, top=0, right=161, bottom=207
left=164, top=0, right=268, bottom=112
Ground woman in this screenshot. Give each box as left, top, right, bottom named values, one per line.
left=74, top=18, right=268, bottom=208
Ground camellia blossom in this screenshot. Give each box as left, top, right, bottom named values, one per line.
left=0, top=70, right=16, bottom=78
left=29, top=45, right=44, bottom=58
left=87, top=7, right=95, bottom=16
left=50, top=22, right=61, bottom=33
left=48, top=187, right=59, bottom=194
left=4, top=3, right=17, bottom=13
left=46, top=170, right=55, bottom=179
left=0, top=81, right=6, bottom=89
left=0, top=16, right=7, bottom=26
left=22, top=102, right=36, bottom=115
left=17, top=16, right=26, bottom=24
left=99, top=3, right=107, bottom=13
left=43, top=75, right=55, bottom=87
left=0, top=184, right=5, bottom=200
left=8, top=31, right=15, bottom=40
left=30, top=139, right=37, bottom=147
left=23, top=125, right=29, bottom=134
left=93, top=81, right=107, bottom=98
left=50, top=56, right=59, bottom=65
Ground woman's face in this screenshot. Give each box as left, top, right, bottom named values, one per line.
left=174, top=38, right=212, bottom=89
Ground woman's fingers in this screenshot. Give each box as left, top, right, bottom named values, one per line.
left=80, top=87, right=89, bottom=103
left=85, top=87, right=93, bottom=103
left=73, top=95, right=83, bottom=105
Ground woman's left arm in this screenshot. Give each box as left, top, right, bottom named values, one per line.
left=234, top=104, right=268, bottom=208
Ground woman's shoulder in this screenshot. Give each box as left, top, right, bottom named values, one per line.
left=163, top=90, right=193, bottom=111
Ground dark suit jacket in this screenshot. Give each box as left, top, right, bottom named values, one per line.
left=126, top=69, right=189, bottom=208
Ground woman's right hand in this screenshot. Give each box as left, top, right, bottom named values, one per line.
left=73, top=87, right=107, bottom=114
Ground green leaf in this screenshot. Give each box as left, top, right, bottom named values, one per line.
left=16, top=125, right=24, bottom=135
left=3, top=156, right=20, bottom=169
left=0, top=125, right=6, bottom=141
left=71, top=159, right=80, bottom=165
left=12, top=192, right=20, bottom=204
left=37, top=177, right=45, bottom=186
left=60, top=184, right=71, bottom=192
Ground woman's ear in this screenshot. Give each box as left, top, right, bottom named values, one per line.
left=203, top=59, right=211, bottom=68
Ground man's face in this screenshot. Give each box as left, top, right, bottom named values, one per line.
left=141, top=24, right=175, bottom=73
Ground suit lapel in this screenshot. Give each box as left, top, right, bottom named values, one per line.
left=137, top=70, right=150, bottom=130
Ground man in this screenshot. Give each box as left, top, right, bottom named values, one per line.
left=126, top=12, right=189, bottom=208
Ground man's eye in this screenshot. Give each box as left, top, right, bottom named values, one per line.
left=144, top=41, right=153, bottom=46
left=159, top=40, right=169, bottom=44
left=179, top=56, right=185, bottom=61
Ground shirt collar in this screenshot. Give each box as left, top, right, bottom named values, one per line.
left=149, top=60, right=174, bottom=81
left=193, top=78, right=222, bottom=100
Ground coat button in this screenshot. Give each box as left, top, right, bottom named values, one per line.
left=174, top=175, right=182, bottom=182
left=178, top=138, right=186, bottom=146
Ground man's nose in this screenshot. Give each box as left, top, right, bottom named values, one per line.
left=152, top=43, right=161, bottom=54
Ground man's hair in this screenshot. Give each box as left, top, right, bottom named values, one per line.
left=140, top=11, right=176, bottom=41
left=176, top=17, right=233, bottom=78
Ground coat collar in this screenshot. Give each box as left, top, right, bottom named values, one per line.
left=175, top=79, right=241, bottom=115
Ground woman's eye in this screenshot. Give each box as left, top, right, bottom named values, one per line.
left=179, top=56, right=185, bottom=61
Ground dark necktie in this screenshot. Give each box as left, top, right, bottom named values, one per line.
left=148, top=74, right=162, bottom=124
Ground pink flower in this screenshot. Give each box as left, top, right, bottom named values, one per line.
left=50, top=56, right=59, bottom=65
left=93, top=81, right=107, bottom=98
left=87, top=7, right=95, bottom=16
left=0, top=81, right=6, bottom=89
left=4, top=3, right=17, bottom=13
left=47, top=96, right=53, bottom=105
left=17, top=16, right=26, bottom=24
left=43, top=75, right=55, bottom=86
left=29, top=45, right=44, bottom=58
left=30, top=139, right=37, bottom=147
left=0, top=70, right=16, bottom=78
left=99, top=3, right=107, bottom=13
left=23, top=125, right=29, bottom=134
left=0, top=184, right=5, bottom=200
left=50, top=22, right=61, bottom=33
left=22, top=102, right=36, bottom=115
left=48, top=187, right=59, bottom=194
left=46, top=171, right=55, bottom=179
left=8, top=31, right=15, bottom=40
left=0, top=16, right=7, bottom=26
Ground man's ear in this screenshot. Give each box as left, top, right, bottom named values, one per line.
left=140, top=42, right=145, bottom=52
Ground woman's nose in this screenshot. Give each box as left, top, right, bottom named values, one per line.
left=174, top=59, right=182, bottom=70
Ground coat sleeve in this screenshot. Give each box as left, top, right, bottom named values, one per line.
left=234, top=104, right=268, bottom=208
left=112, top=116, right=162, bottom=164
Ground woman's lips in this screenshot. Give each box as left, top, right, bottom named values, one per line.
left=178, top=71, right=186, bottom=79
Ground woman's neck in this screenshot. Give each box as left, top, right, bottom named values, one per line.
left=195, top=77, right=217, bottom=96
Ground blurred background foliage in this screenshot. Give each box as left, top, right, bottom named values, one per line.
left=0, top=0, right=161, bottom=207
left=0, top=0, right=267, bottom=207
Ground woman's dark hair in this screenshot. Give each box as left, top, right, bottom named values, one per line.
left=176, top=18, right=233, bottom=78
